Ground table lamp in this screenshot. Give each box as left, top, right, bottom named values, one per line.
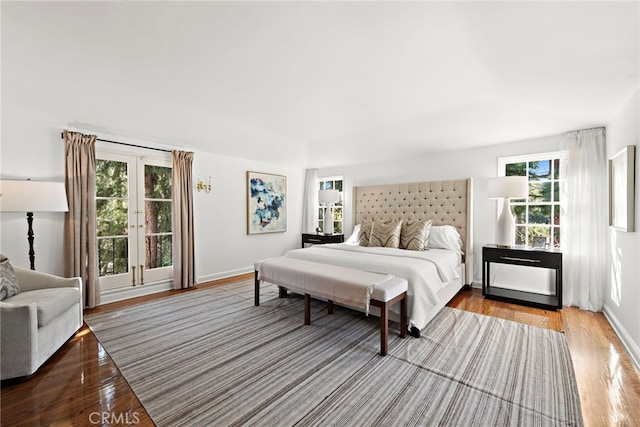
left=318, top=189, right=340, bottom=235
left=487, top=176, right=528, bottom=247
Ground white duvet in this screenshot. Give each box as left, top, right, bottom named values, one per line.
left=284, top=244, right=461, bottom=331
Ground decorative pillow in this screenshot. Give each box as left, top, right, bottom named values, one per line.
left=345, top=224, right=361, bottom=245
left=400, top=219, right=433, bottom=251
left=369, top=220, right=403, bottom=248
left=428, top=225, right=463, bottom=253
left=357, top=222, right=373, bottom=247
left=0, top=254, right=20, bottom=301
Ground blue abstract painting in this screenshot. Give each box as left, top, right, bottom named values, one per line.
left=247, top=171, right=287, bottom=234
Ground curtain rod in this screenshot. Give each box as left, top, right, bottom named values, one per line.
left=60, top=132, right=172, bottom=153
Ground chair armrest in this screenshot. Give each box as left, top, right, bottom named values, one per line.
left=14, top=267, right=82, bottom=293
left=0, top=302, right=38, bottom=377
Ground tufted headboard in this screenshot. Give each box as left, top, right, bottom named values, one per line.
left=353, top=178, right=473, bottom=284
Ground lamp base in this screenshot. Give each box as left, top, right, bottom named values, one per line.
left=495, top=198, right=515, bottom=247
left=323, top=207, right=334, bottom=235
left=26, top=212, right=35, bottom=270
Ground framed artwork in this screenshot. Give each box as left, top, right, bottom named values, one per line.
left=532, top=236, right=547, bottom=249
left=246, top=171, right=287, bottom=234
left=609, top=145, right=636, bottom=232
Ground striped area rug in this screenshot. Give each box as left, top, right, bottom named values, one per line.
left=85, top=280, right=583, bottom=426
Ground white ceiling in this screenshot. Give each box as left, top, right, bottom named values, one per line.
left=2, top=1, right=639, bottom=167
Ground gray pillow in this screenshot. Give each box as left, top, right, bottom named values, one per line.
left=0, top=254, right=20, bottom=300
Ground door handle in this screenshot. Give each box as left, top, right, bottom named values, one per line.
left=131, top=265, right=136, bottom=286
left=140, top=264, right=144, bottom=285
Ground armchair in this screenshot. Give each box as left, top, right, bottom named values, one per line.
left=1, top=266, right=83, bottom=380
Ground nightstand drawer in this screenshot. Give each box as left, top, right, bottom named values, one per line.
left=301, top=233, right=344, bottom=247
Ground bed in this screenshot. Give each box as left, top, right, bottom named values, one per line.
left=279, top=178, right=473, bottom=336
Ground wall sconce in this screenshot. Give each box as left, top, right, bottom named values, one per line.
left=196, top=176, right=212, bottom=193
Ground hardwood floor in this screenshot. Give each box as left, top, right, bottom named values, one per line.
left=2, top=280, right=639, bottom=426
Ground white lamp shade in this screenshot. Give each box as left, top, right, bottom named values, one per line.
left=318, top=189, right=340, bottom=205
left=487, top=176, right=528, bottom=199
left=0, top=180, right=69, bottom=212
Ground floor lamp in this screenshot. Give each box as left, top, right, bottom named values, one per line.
left=0, top=180, right=69, bottom=270
left=487, top=176, right=528, bottom=247
left=318, top=189, right=340, bottom=235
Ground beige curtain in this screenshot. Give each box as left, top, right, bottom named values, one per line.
left=63, top=130, right=100, bottom=308
left=172, top=150, right=196, bottom=289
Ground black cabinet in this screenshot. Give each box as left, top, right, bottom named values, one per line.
left=301, top=233, right=344, bottom=247
left=482, top=244, right=562, bottom=310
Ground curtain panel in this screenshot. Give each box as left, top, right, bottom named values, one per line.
left=63, top=130, right=100, bottom=308
left=302, top=169, right=319, bottom=234
left=172, top=150, right=196, bottom=289
left=561, top=127, right=607, bottom=311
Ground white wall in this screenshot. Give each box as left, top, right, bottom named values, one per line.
left=604, top=89, right=640, bottom=369
left=1, top=106, right=305, bottom=283
left=318, top=134, right=564, bottom=285
left=193, top=151, right=304, bottom=282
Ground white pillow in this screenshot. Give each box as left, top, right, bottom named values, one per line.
left=428, top=225, right=463, bottom=253
left=345, top=224, right=361, bottom=245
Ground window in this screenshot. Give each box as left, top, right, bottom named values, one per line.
left=96, top=150, right=173, bottom=291
left=318, top=176, right=343, bottom=234
left=500, top=152, right=566, bottom=249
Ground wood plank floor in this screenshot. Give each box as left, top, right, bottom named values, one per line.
left=2, top=279, right=639, bottom=427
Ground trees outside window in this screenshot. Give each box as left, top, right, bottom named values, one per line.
left=500, top=152, right=566, bottom=249
left=96, top=150, right=172, bottom=290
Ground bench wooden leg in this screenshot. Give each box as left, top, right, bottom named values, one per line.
left=304, top=294, right=311, bottom=325
left=328, top=300, right=334, bottom=314
left=380, top=302, right=389, bottom=356
left=400, top=292, right=407, bottom=339
left=254, top=271, right=260, bottom=306
left=279, top=286, right=288, bottom=298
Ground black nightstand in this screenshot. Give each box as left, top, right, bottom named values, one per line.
left=301, top=233, right=344, bottom=247
left=482, top=244, right=563, bottom=310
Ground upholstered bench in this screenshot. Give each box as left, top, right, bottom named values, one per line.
left=254, top=257, right=407, bottom=356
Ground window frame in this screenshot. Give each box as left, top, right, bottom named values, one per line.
left=498, top=151, right=567, bottom=249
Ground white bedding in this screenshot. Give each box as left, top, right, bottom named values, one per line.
left=284, top=243, right=461, bottom=331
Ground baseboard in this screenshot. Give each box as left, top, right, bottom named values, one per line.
left=603, top=306, right=640, bottom=373
left=197, top=266, right=254, bottom=284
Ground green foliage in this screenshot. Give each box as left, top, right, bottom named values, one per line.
left=96, top=160, right=173, bottom=277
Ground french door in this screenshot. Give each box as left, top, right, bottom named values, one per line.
left=96, top=151, right=173, bottom=291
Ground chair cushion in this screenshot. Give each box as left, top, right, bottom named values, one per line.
left=0, top=254, right=20, bottom=301
left=5, top=288, right=80, bottom=327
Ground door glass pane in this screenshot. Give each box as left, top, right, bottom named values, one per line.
left=96, top=160, right=128, bottom=198
left=144, top=165, right=172, bottom=199
left=145, top=201, right=172, bottom=233
left=144, top=164, right=172, bottom=270
left=96, top=159, right=129, bottom=277
left=96, top=199, right=128, bottom=237
left=98, top=236, right=128, bottom=276
left=145, top=235, right=172, bottom=269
